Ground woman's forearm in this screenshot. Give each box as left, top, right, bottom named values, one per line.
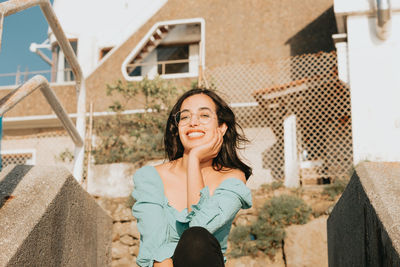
left=186, top=155, right=205, bottom=211
left=154, top=258, right=173, bottom=267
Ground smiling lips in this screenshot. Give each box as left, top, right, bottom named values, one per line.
left=186, top=129, right=205, bottom=139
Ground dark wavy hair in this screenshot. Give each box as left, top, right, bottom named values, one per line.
left=164, top=88, right=252, bottom=180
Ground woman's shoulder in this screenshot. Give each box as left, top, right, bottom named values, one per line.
left=132, top=165, right=165, bottom=202
left=153, top=161, right=173, bottom=173
left=219, top=168, right=246, bottom=184
left=133, top=165, right=161, bottom=187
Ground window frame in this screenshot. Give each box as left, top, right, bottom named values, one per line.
left=121, top=18, right=205, bottom=81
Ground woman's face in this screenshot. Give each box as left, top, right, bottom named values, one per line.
left=177, top=94, right=227, bottom=151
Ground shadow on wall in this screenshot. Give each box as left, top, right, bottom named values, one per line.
left=0, top=165, right=33, bottom=209
left=285, top=6, right=338, bottom=56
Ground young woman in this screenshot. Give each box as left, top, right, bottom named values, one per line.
left=132, top=88, right=253, bottom=267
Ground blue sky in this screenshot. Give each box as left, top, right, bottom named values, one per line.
left=0, top=0, right=53, bottom=85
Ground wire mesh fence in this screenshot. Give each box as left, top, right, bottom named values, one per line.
left=0, top=51, right=353, bottom=186
left=205, top=51, right=353, bottom=185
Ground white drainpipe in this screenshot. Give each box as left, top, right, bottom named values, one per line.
left=376, top=0, right=392, bottom=40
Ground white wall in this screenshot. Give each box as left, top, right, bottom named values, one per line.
left=341, top=4, right=400, bottom=163
left=50, top=0, right=167, bottom=76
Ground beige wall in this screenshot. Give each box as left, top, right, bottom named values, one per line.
left=86, top=0, right=335, bottom=112
left=1, top=0, right=335, bottom=117
left=2, top=130, right=74, bottom=172
left=0, top=83, right=76, bottom=117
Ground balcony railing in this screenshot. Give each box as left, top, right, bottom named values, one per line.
left=0, top=68, right=75, bottom=87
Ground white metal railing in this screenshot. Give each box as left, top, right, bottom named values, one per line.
left=0, top=0, right=86, bottom=183
left=0, top=68, right=74, bottom=86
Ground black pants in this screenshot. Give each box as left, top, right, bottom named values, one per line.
left=173, top=227, right=225, bottom=267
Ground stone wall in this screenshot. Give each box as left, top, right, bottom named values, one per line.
left=327, top=162, right=400, bottom=266
left=95, top=197, right=139, bottom=267
left=0, top=165, right=113, bottom=266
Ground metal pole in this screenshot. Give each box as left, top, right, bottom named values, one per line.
left=0, top=0, right=86, bottom=182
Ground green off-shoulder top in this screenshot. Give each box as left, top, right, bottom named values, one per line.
left=131, top=165, right=252, bottom=267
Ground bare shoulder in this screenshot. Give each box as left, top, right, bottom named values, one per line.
left=221, top=168, right=246, bottom=184
left=154, top=161, right=173, bottom=171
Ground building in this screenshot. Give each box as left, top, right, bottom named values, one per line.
left=0, top=0, right=338, bottom=186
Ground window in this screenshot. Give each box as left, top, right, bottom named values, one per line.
left=51, top=39, right=78, bottom=83
left=157, top=44, right=189, bottom=74
left=122, top=18, right=205, bottom=81
left=99, top=47, right=114, bottom=60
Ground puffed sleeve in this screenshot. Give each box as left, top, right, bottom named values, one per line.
left=131, top=167, right=175, bottom=267
left=187, top=178, right=252, bottom=234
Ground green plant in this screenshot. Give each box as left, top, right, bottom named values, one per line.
left=228, top=194, right=312, bottom=258
left=260, top=194, right=311, bottom=226
left=251, top=220, right=285, bottom=256
left=322, top=178, right=348, bottom=200
left=55, top=148, right=74, bottom=163
left=229, top=226, right=257, bottom=258
left=261, top=180, right=283, bottom=191
left=92, top=77, right=182, bottom=164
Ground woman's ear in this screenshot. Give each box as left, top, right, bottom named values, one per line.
left=219, top=123, right=228, bottom=136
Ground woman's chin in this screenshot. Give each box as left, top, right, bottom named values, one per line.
left=183, top=139, right=207, bottom=150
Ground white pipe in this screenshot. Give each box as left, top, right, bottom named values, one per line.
left=376, top=0, right=392, bottom=40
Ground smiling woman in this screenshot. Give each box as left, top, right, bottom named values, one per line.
left=131, top=88, right=253, bottom=267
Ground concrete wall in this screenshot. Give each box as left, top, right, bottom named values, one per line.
left=327, top=162, right=400, bottom=266
left=0, top=165, right=112, bottom=266
left=87, top=163, right=136, bottom=198
left=334, top=0, right=400, bottom=163
left=1, top=131, right=74, bottom=171
left=0, top=83, right=76, bottom=117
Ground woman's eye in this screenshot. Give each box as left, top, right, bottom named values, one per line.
left=180, top=115, right=190, bottom=120
left=200, top=114, right=210, bottom=118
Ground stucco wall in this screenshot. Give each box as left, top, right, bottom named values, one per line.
left=85, top=0, right=336, bottom=112
left=1, top=130, right=74, bottom=170
left=1, top=0, right=336, bottom=117
left=346, top=13, right=400, bottom=163
left=0, top=83, right=76, bottom=117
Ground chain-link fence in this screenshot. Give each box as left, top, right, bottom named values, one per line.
left=1, top=51, right=353, bottom=186
left=205, top=51, right=353, bottom=185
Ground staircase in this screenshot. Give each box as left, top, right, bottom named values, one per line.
left=126, top=25, right=174, bottom=74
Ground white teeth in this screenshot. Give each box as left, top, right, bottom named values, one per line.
left=188, top=132, right=204, bottom=137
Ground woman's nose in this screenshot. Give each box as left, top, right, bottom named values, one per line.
left=189, top=114, right=200, bottom=126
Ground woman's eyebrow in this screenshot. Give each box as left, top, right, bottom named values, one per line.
left=180, top=107, right=212, bottom=112
left=198, top=107, right=212, bottom=111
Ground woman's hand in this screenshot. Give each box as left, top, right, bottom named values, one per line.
left=154, top=258, right=173, bottom=267
left=188, top=128, right=224, bottom=163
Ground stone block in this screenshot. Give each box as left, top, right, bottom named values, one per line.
left=327, top=162, right=400, bottom=266
left=284, top=216, right=328, bottom=267
left=0, top=165, right=113, bottom=266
